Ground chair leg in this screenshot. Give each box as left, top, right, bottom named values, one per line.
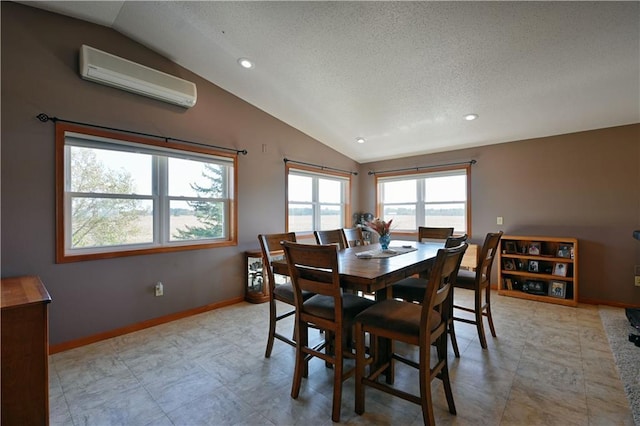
left=419, top=340, right=436, bottom=426
left=475, top=291, right=488, bottom=349
left=325, top=330, right=335, bottom=369
left=354, top=322, right=366, bottom=415
left=448, top=318, right=460, bottom=358
left=485, top=287, right=497, bottom=338
left=331, top=330, right=343, bottom=422
left=291, top=321, right=308, bottom=399
left=265, top=299, right=277, bottom=358
left=436, top=333, right=456, bottom=415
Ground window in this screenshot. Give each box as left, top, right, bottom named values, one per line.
left=56, top=123, right=237, bottom=262
left=376, top=166, right=470, bottom=234
left=286, top=165, right=351, bottom=233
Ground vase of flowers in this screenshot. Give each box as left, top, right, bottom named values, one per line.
left=378, top=233, right=391, bottom=250
left=365, top=218, right=393, bottom=250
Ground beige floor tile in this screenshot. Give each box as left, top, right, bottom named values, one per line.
left=49, top=292, right=635, bottom=425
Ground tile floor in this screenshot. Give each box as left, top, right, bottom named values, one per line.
left=49, top=289, right=634, bottom=425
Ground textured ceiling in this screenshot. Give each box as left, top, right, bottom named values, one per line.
left=24, top=1, right=640, bottom=163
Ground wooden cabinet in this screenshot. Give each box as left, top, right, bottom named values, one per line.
left=497, top=236, right=578, bottom=307
left=1, top=275, right=51, bottom=425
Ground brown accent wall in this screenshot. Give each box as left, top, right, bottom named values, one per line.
left=2, top=3, right=638, bottom=347
left=360, top=124, right=640, bottom=306
left=0, top=3, right=359, bottom=345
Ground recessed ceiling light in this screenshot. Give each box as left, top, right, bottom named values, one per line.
left=237, top=58, right=254, bottom=69
left=356, top=137, right=366, bottom=144
left=463, top=113, right=479, bottom=121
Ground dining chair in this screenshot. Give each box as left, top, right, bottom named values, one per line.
left=391, top=227, right=454, bottom=286
left=391, top=234, right=468, bottom=357
left=416, top=226, right=454, bottom=241
left=452, top=231, right=503, bottom=349
left=258, top=232, right=315, bottom=358
left=314, top=229, right=348, bottom=249
left=281, top=241, right=375, bottom=422
left=341, top=227, right=365, bottom=247
left=354, top=243, right=468, bottom=425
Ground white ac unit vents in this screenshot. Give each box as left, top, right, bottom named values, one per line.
left=79, top=45, right=197, bottom=108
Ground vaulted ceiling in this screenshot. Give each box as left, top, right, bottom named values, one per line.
left=24, top=1, right=640, bottom=163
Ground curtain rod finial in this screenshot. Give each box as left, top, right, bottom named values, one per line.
left=36, top=113, right=50, bottom=122
left=240, top=150, right=248, bottom=155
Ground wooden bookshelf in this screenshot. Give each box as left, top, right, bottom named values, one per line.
left=497, top=235, right=578, bottom=307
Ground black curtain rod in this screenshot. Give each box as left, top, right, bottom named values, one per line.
left=283, top=158, right=358, bottom=176
left=367, top=160, right=476, bottom=176
left=36, top=113, right=248, bottom=155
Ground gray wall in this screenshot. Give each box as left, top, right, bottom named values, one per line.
left=1, top=3, right=359, bottom=345
left=2, top=3, right=639, bottom=347
left=360, top=124, right=640, bottom=305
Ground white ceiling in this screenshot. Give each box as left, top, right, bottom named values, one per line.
left=24, top=1, right=640, bottom=163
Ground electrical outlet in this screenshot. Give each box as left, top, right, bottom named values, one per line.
left=497, top=216, right=503, bottom=225
left=155, top=282, right=164, bottom=296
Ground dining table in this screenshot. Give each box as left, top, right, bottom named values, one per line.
left=271, top=239, right=445, bottom=383
left=271, top=239, right=443, bottom=301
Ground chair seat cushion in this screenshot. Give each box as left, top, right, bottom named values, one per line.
left=354, top=299, right=441, bottom=336
left=273, top=283, right=314, bottom=303
left=454, top=269, right=479, bottom=289
left=303, top=294, right=375, bottom=322
left=392, top=277, right=427, bottom=302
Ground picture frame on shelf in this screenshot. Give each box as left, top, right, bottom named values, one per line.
left=549, top=280, right=567, bottom=298
left=503, top=258, right=516, bottom=271
left=503, top=277, right=513, bottom=290
left=522, top=280, right=547, bottom=295
left=528, top=242, right=541, bottom=255
left=528, top=260, right=539, bottom=273
left=504, top=241, right=517, bottom=254
left=557, top=245, right=572, bottom=258
left=553, top=262, right=568, bottom=277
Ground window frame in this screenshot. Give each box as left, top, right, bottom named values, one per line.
left=285, top=164, right=352, bottom=234
left=375, top=164, right=471, bottom=235
left=55, top=123, right=238, bottom=263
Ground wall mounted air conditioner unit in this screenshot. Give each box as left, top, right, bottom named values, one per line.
left=79, top=45, right=197, bottom=108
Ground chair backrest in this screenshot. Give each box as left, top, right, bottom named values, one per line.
left=281, top=241, right=343, bottom=319
left=314, top=229, right=347, bottom=249
left=258, top=232, right=297, bottom=293
left=342, top=227, right=365, bottom=247
left=474, top=231, right=504, bottom=284
left=445, top=234, right=468, bottom=248
left=418, top=227, right=454, bottom=242
left=420, top=243, right=468, bottom=334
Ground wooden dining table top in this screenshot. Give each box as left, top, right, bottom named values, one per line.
left=271, top=239, right=443, bottom=297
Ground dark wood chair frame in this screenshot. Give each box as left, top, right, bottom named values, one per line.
left=417, top=226, right=454, bottom=241
left=282, top=241, right=374, bottom=422
left=354, top=243, right=468, bottom=425
left=341, top=227, right=365, bottom=247
left=314, top=229, right=348, bottom=249
left=452, top=231, right=503, bottom=349
left=258, top=232, right=314, bottom=358
left=392, top=234, right=468, bottom=357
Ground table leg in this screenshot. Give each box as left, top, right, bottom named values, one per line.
left=375, top=286, right=394, bottom=384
